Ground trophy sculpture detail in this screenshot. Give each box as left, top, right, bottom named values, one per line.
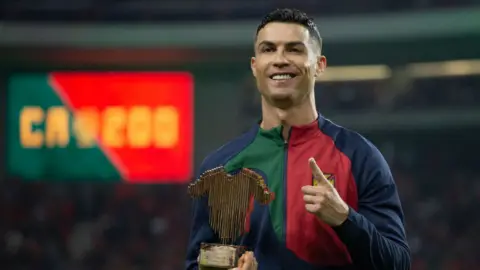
left=188, top=167, right=275, bottom=269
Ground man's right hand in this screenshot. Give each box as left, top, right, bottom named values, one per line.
left=231, top=252, right=258, bottom=270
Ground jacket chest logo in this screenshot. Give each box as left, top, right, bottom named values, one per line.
left=313, top=173, right=336, bottom=187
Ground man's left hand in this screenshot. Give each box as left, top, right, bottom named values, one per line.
left=301, top=158, right=350, bottom=227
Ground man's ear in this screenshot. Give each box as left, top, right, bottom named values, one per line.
left=315, top=55, right=327, bottom=77
left=251, top=57, right=257, bottom=78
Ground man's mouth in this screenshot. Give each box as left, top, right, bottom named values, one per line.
left=269, top=73, right=297, bottom=80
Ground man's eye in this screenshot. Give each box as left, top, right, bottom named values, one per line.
left=261, top=47, right=274, bottom=53
left=289, top=48, right=302, bottom=53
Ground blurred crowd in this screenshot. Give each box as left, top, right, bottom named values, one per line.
left=376, top=129, right=480, bottom=270
left=243, top=75, right=480, bottom=117
left=317, top=76, right=480, bottom=112
left=1, top=75, right=479, bottom=270
left=1, top=129, right=479, bottom=270
left=2, top=0, right=479, bottom=268
left=1, top=0, right=479, bottom=21
left=0, top=183, right=190, bottom=270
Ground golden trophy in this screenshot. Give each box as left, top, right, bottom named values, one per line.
left=188, top=167, right=274, bottom=269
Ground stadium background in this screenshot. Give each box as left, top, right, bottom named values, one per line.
left=1, top=1, right=480, bottom=269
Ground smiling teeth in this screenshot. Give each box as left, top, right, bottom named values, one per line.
left=272, top=74, right=293, bottom=80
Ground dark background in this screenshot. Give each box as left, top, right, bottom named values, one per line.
left=1, top=1, right=480, bottom=269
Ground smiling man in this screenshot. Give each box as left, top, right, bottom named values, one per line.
left=186, top=8, right=411, bottom=270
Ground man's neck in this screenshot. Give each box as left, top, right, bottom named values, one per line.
left=260, top=96, right=318, bottom=139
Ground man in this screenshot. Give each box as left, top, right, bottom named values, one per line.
left=186, top=8, right=411, bottom=270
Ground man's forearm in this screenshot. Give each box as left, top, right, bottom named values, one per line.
left=333, top=208, right=411, bottom=269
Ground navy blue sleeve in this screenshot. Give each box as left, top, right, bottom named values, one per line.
left=333, top=141, right=411, bottom=270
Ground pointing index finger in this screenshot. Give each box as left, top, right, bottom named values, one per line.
left=309, top=158, right=332, bottom=186
left=309, top=158, right=324, bottom=178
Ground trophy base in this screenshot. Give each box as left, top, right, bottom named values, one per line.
left=199, top=243, right=245, bottom=269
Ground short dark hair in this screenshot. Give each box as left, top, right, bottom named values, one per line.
left=256, top=8, right=322, bottom=52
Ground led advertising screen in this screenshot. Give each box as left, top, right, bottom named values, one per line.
left=7, top=72, right=194, bottom=183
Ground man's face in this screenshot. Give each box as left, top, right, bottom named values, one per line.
left=251, top=22, right=326, bottom=108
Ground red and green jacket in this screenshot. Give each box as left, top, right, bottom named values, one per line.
left=186, top=116, right=410, bottom=270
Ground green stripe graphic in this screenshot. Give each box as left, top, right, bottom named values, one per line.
left=224, top=127, right=285, bottom=241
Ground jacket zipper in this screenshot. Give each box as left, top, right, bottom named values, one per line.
left=282, top=128, right=292, bottom=243
left=283, top=139, right=288, bottom=244
left=281, top=127, right=292, bottom=270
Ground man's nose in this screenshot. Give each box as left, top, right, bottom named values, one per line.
left=272, top=52, right=290, bottom=68
left=273, top=61, right=289, bottom=68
